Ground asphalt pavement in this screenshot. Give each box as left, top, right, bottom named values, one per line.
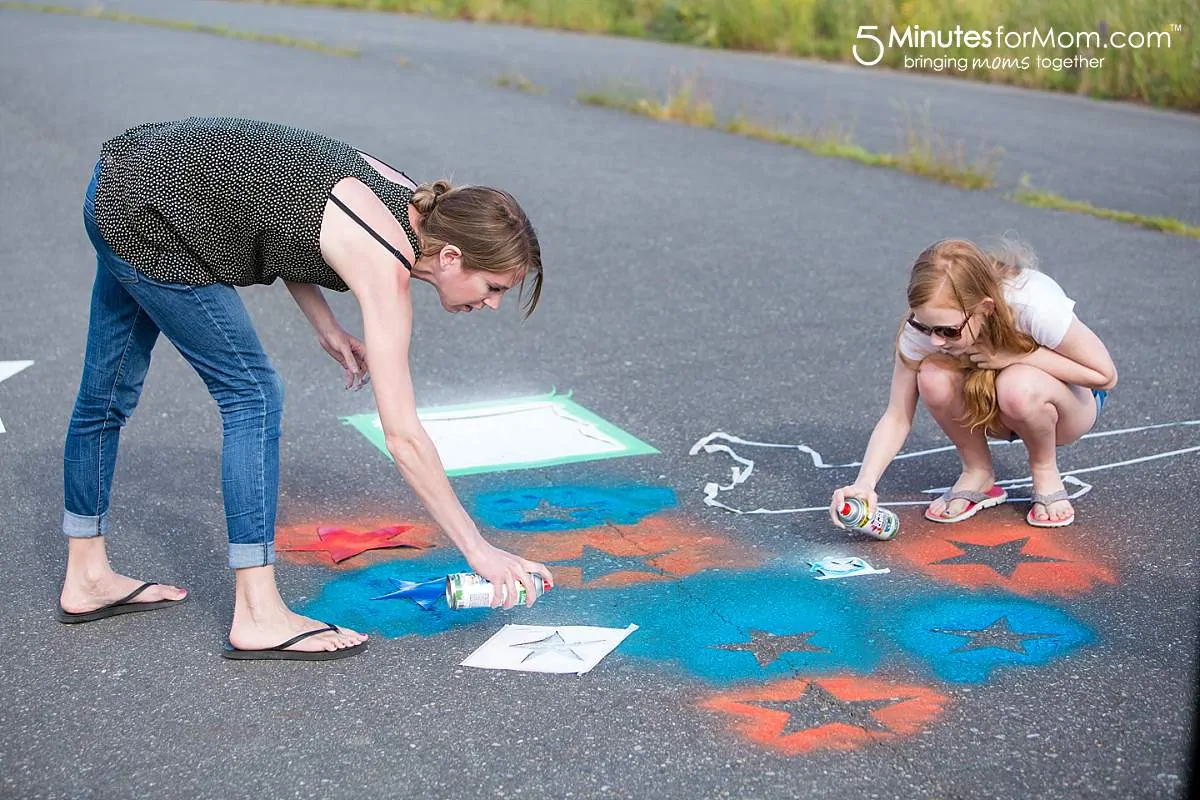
left=0, top=3, right=1197, bottom=799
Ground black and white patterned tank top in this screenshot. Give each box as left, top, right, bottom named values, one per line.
left=92, top=116, right=423, bottom=292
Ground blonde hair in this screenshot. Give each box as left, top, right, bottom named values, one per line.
left=412, top=179, right=543, bottom=318
left=900, top=237, right=1039, bottom=431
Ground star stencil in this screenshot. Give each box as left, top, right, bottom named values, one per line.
left=932, top=537, right=1066, bottom=578
left=280, top=524, right=434, bottom=563
left=712, top=629, right=827, bottom=667
left=930, top=616, right=1059, bottom=654
left=0, top=360, right=33, bottom=434
left=512, top=631, right=608, bottom=663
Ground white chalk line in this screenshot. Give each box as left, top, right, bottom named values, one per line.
left=689, top=419, right=1200, bottom=515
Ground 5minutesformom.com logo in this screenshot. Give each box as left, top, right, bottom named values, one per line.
left=852, top=24, right=1176, bottom=67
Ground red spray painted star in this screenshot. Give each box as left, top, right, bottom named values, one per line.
left=279, top=524, right=435, bottom=563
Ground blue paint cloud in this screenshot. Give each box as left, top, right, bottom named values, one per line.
left=297, top=549, right=489, bottom=638
left=472, top=485, right=677, bottom=532
left=581, top=568, right=881, bottom=685
left=892, top=594, right=1094, bottom=683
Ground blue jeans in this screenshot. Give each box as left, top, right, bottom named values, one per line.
left=65, top=161, right=282, bottom=569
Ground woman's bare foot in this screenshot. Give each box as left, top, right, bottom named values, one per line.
left=60, top=536, right=186, bottom=613
left=926, top=468, right=998, bottom=520
left=228, top=609, right=367, bottom=653
left=60, top=571, right=187, bottom=613
left=230, top=565, right=366, bottom=654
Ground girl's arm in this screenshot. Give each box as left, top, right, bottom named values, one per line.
left=1026, top=317, right=1117, bottom=390
left=972, top=317, right=1117, bottom=390
left=829, top=356, right=920, bottom=526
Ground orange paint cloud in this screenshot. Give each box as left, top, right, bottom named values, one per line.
left=892, top=513, right=1117, bottom=596
left=700, top=675, right=950, bottom=755
left=512, top=515, right=767, bottom=588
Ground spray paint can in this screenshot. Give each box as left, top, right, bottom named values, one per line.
left=445, top=572, right=549, bottom=610
left=837, top=497, right=900, bottom=541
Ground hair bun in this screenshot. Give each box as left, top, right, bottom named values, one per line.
left=412, top=178, right=453, bottom=215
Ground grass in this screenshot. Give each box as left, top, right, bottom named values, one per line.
left=580, top=73, right=1200, bottom=238
left=579, top=74, right=999, bottom=190
left=1012, top=177, right=1200, bottom=240
left=7, top=1, right=1193, bottom=239
left=234, top=0, right=1199, bottom=112
left=493, top=71, right=546, bottom=94
left=0, top=2, right=360, bottom=56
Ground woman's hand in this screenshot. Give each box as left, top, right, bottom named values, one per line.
left=966, top=345, right=1031, bottom=371
left=318, top=326, right=370, bottom=390
left=829, top=484, right=877, bottom=529
left=466, top=543, right=554, bottom=609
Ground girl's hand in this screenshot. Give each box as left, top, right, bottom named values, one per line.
left=318, top=326, right=370, bottom=390
left=967, top=346, right=1031, bottom=371
left=830, top=485, right=878, bottom=529
left=466, top=543, right=554, bottom=609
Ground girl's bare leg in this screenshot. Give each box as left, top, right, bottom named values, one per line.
left=918, top=360, right=998, bottom=519
left=995, top=364, right=1097, bottom=524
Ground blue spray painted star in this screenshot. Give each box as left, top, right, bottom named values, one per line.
left=549, top=545, right=669, bottom=582
left=473, top=485, right=677, bottom=532
left=582, top=567, right=880, bottom=685
left=892, top=594, right=1093, bottom=683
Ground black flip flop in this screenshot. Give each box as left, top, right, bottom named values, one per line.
left=222, top=624, right=367, bottom=661
left=57, top=581, right=187, bottom=624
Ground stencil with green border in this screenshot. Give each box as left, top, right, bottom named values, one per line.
left=341, top=391, right=658, bottom=476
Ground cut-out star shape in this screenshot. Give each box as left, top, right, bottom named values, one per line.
left=549, top=545, right=669, bottom=582
left=280, top=524, right=433, bottom=563
left=930, top=616, right=1059, bottom=654
left=519, top=498, right=590, bottom=524
left=712, top=629, right=827, bottom=667
left=512, top=631, right=607, bottom=663
left=370, top=576, right=446, bottom=608
left=752, top=682, right=898, bottom=735
left=931, top=537, right=1066, bottom=578
left=0, top=360, right=33, bottom=434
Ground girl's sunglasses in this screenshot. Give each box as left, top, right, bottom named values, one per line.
left=906, top=313, right=971, bottom=340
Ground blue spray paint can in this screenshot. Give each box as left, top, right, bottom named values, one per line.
left=837, top=498, right=899, bottom=541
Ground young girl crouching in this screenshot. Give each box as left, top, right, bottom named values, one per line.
left=830, top=238, right=1117, bottom=530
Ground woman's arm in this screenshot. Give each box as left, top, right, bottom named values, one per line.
left=284, top=280, right=338, bottom=336
left=318, top=180, right=550, bottom=606
left=285, top=280, right=369, bottom=390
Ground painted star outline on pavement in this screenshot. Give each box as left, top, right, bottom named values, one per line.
left=711, top=629, right=828, bottom=667
left=519, top=497, right=590, bottom=524
left=511, top=630, right=609, bottom=663
left=752, top=682, right=899, bottom=735
left=931, top=537, right=1067, bottom=578
left=549, top=545, right=672, bottom=582
left=929, top=615, right=1059, bottom=654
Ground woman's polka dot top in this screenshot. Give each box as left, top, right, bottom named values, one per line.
left=93, top=116, right=422, bottom=292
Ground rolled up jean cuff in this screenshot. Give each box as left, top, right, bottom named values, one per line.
left=230, top=541, right=276, bottom=570
left=63, top=509, right=107, bottom=538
